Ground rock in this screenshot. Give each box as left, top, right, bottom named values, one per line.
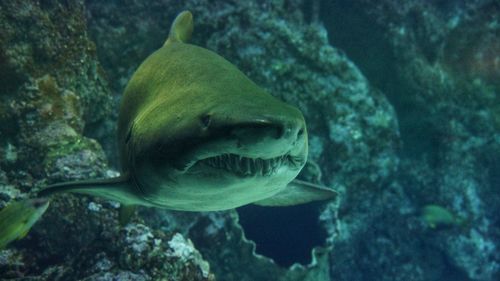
left=116, top=224, right=214, bottom=280
left=321, top=0, right=500, bottom=280
left=81, top=271, right=151, bottom=281
left=0, top=1, right=215, bottom=280
left=4, top=0, right=495, bottom=280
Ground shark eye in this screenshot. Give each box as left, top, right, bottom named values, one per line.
left=200, top=114, right=211, bottom=128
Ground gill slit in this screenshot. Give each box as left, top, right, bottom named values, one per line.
left=127, top=125, right=148, bottom=198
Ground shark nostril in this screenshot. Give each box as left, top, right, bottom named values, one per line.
left=278, top=123, right=305, bottom=141
left=230, top=121, right=298, bottom=142
left=297, top=127, right=304, bottom=138
left=275, top=124, right=286, bottom=139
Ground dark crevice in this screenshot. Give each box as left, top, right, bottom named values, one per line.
left=236, top=201, right=327, bottom=267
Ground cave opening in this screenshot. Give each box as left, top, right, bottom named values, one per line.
left=236, top=201, right=327, bottom=268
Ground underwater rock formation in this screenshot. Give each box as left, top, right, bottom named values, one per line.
left=0, top=1, right=214, bottom=280
left=1, top=0, right=497, bottom=280
left=321, top=0, right=500, bottom=280
left=1, top=219, right=213, bottom=280
left=86, top=0, right=399, bottom=280
left=0, top=0, right=112, bottom=197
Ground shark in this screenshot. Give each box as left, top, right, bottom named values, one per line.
left=0, top=11, right=335, bottom=246
left=37, top=10, right=335, bottom=211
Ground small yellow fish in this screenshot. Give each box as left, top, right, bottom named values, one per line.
left=421, top=204, right=466, bottom=229
left=0, top=198, right=50, bottom=249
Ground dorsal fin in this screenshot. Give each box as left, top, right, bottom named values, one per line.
left=164, top=11, right=194, bottom=46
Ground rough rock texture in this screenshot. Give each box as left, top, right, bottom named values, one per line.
left=0, top=1, right=214, bottom=280
left=321, top=0, right=500, bottom=280
left=3, top=0, right=496, bottom=281
left=1, top=218, right=214, bottom=280
left=141, top=209, right=332, bottom=281
left=0, top=0, right=112, bottom=197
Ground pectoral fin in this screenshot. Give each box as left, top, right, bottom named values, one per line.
left=254, top=179, right=337, bottom=207
left=37, top=174, right=146, bottom=206
left=18, top=227, right=31, bottom=240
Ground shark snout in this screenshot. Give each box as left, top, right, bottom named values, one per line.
left=231, top=119, right=303, bottom=144
left=227, top=114, right=306, bottom=158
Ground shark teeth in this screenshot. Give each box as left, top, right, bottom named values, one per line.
left=200, top=153, right=296, bottom=176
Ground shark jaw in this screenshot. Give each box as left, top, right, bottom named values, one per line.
left=170, top=123, right=308, bottom=181
left=132, top=128, right=308, bottom=211
left=189, top=152, right=305, bottom=178
left=153, top=150, right=306, bottom=211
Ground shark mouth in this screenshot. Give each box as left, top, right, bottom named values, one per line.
left=196, top=153, right=303, bottom=176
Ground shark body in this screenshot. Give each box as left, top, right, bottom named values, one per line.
left=0, top=11, right=336, bottom=249
left=35, top=11, right=335, bottom=211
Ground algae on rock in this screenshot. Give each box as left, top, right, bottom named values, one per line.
left=0, top=1, right=214, bottom=280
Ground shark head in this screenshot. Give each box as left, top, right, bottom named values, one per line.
left=124, top=41, right=308, bottom=210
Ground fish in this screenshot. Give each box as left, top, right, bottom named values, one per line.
left=0, top=198, right=49, bottom=249
left=420, top=204, right=467, bottom=229
left=0, top=11, right=335, bottom=247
